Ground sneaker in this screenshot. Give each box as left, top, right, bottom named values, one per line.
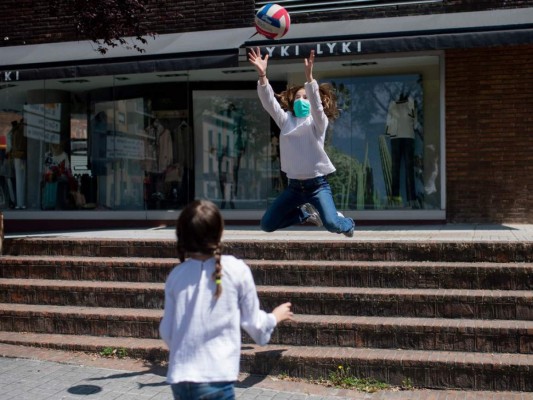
left=343, top=218, right=355, bottom=238
left=302, top=203, right=323, bottom=227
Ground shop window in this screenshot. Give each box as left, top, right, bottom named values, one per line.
left=327, top=74, right=438, bottom=210
left=192, top=90, right=273, bottom=210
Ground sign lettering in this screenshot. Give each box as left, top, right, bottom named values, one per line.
left=255, top=41, right=361, bottom=60
left=1, top=71, right=19, bottom=81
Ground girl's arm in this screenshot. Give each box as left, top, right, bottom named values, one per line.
left=305, top=51, right=328, bottom=135
left=239, top=264, right=291, bottom=345
left=249, top=47, right=287, bottom=129
left=159, top=281, right=175, bottom=347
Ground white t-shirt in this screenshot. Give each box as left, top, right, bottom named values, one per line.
left=257, top=79, right=336, bottom=180
left=159, top=255, right=277, bottom=384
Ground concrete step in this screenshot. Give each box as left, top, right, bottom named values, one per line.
left=0, top=303, right=161, bottom=338
left=2, top=256, right=533, bottom=290
left=4, top=237, right=532, bottom=262
left=268, top=314, right=533, bottom=353
left=0, top=331, right=531, bottom=391
left=248, top=259, right=533, bottom=290
left=2, top=279, right=533, bottom=320
left=0, top=255, right=176, bottom=282
left=0, top=278, right=165, bottom=309
left=1, top=303, right=532, bottom=354
left=259, top=286, right=533, bottom=320
left=0, top=330, right=165, bottom=361
left=239, top=343, right=533, bottom=391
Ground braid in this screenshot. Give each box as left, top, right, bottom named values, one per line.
left=175, top=199, right=225, bottom=300
left=176, top=241, right=186, bottom=263
left=212, top=243, right=223, bottom=299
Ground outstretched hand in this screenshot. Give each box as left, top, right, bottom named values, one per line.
left=304, top=50, right=315, bottom=82
left=272, top=302, right=294, bottom=323
left=248, top=47, right=269, bottom=76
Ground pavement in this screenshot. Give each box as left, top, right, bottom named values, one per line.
left=5, top=223, right=533, bottom=242
left=1, top=223, right=533, bottom=399
left=1, top=342, right=532, bottom=400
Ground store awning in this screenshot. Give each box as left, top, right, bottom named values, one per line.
left=244, top=7, right=533, bottom=57
left=0, top=27, right=257, bottom=81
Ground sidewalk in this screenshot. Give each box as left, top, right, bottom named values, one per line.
left=5, top=223, right=533, bottom=242
left=0, top=343, right=530, bottom=400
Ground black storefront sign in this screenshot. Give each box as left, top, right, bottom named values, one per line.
left=260, top=41, right=362, bottom=58
left=248, top=28, right=533, bottom=60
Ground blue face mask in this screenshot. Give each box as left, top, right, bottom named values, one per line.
left=293, top=98, right=310, bottom=118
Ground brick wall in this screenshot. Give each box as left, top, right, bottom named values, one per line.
left=291, top=0, right=533, bottom=23
left=0, top=0, right=255, bottom=47
left=445, top=44, right=533, bottom=223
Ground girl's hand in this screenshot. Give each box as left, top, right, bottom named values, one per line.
left=304, top=50, right=315, bottom=82
left=248, top=47, right=269, bottom=77
left=272, top=302, right=294, bottom=323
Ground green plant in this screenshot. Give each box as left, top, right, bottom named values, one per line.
left=100, top=347, right=128, bottom=359
left=327, top=365, right=390, bottom=393
left=401, top=377, right=414, bottom=390
left=116, top=347, right=128, bottom=358
left=100, top=347, right=114, bottom=357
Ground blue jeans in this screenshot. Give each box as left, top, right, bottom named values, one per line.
left=260, top=175, right=353, bottom=234
left=171, top=381, right=235, bottom=400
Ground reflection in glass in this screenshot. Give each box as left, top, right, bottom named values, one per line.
left=193, top=90, right=274, bottom=210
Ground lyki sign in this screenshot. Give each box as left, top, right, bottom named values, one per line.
left=251, top=41, right=362, bottom=60
left=0, top=71, right=19, bottom=82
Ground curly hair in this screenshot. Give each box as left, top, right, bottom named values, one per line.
left=176, top=199, right=225, bottom=299
left=276, top=82, right=339, bottom=120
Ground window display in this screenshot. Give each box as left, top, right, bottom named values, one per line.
left=327, top=73, right=440, bottom=210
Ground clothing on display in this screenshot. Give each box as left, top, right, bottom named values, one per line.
left=9, top=119, right=27, bottom=209
left=386, top=95, right=418, bottom=204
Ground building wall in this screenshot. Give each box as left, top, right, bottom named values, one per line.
left=1, top=1, right=531, bottom=223
left=1, top=0, right=533, bottom=47
left=445, top=44, right=533, bottom=223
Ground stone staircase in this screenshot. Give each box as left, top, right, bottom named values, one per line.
left=0, top=236, right=532, bottom=391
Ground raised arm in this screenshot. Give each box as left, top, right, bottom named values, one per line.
left=248, top=47, right=269, bottom=85
left=304, top=50, right=315, bottom=83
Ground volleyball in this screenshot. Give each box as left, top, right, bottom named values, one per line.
left=255, top=3, right=291, bottom=40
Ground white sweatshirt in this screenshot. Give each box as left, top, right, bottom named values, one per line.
left=159, top=255, right=277, bottom=383
left=257, top=79, right=336, bottom=180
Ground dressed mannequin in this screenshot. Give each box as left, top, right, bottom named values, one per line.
left=9, top=119, right=27, bottom=209
left=2, top=132, right=16, bottom=208
left=43, top=141, right=72, bottom=210
left=48, top=142, right=70, bottom=170
left=155, top=119, right=173, bottom=173
left=385, top=94, right=417, bottom=206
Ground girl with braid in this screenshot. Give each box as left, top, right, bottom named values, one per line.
left=159, top=199, right=293, bottom=400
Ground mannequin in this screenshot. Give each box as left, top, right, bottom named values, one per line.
left=386, top=94, right=417, bottom=206
left=9, top=119, right=27, bottom=209
left=155, top=119, right=173, bottom=173
left=43, top=141, right=71, bottom=210
left=48, top=142, right=70, bottom=170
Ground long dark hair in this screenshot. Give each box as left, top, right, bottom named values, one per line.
left=277, top=83, right=339, bottom=120
left=175, top=199, right=224, bottom=299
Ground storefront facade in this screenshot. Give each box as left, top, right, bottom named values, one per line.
left=0, top=1, right=531, bottom=231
